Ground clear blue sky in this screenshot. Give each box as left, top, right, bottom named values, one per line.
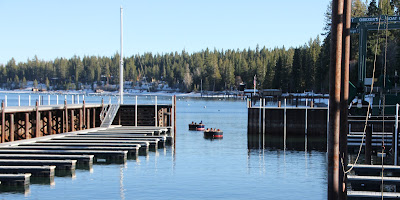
left=0, top=0, right=330, bottom=65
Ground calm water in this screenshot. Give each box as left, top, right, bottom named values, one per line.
left=0, top=94, right=327, bottom=200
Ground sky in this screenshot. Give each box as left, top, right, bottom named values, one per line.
left=0, top=0, right=331, bottom=65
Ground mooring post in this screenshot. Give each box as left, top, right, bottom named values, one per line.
left=1, top=101, right=4, bottom=143
left=259, top=98, right=262, bottom=138
left=77, top=95, right=80, bottom=104
left=92, top=108, right=96, bottom=128
left=174, top=95, right=176, bottom=145
left=18, top=95, right=20, bottom=106
left=305, top=98, right=308, bottom=135
left=5, top=95, right=7, bottom=107
left=35, top=101, right=40, bottom=137
left=9, top=113, right=14, bottom=142
left=48, top=111, right=52, bottom=135
left=79, top=107, right=83, bottom=130
left=263, top=98, right=266, bottom=149
left=25, top=112, right=30, bottom=139
left=57, top=95, right=59, bottom=105
left=135, top=96, right=138, bottom=127
left=29, top=95, right=31, bottom=106
left=38, top=95, right=40, bottom=106
left=284, top=98, right=287, bottom=150
left=365, top=124, right=372, bottom=165
left=64, top=100, right=68, bottom=133
left=83, top=100, right=86, bottom=130
left=72, top=95, right=74, bottom=104
left=278, top=101, right=281, bottom=108
left=395, top=103, right=399, bottom=165
left=155, top=96, right=158, bottom=127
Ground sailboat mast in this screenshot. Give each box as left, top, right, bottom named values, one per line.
left=120, top=6, right=124, bottom=104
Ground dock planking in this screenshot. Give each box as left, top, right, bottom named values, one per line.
left=0, top=149, right=128, bottom=161
left=0, top=166, right=56, bottom=177
left=0, top=154, right=93, bottom=165
left=347, top=191, right=400, bottom=199
left=37, top=139, right=157, bottom=149
left=0, top=159, right=76, bottom=170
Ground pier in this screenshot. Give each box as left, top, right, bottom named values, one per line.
left=0, top=95, right=176, bottom=192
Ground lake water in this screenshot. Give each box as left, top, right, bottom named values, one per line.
left=0, top=93, right=327, bottom=200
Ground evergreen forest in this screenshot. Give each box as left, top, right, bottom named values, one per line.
left=1, top=0, right=400, bottom=93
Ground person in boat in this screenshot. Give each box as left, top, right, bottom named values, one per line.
left=191, top=121, right=194, bottom=124
left=217, top=129, right=220, bottom=132
left=206, top=128, right=210, bottom=132
left=195, top=122, right=197, bottom=125
left=200, top=120, right=203, bottom=124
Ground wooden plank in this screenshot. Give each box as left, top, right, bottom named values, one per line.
left=40, top=139, right=153, bottom=146
left=0, top=154, right=93, bottom=165
left=348, top=164, right=400, bottom=171
left=0, top=173, right=31, bottom=186
left=0, top=149, right=127, bottom=160
left=347, top=191, right=400, bottom=198
left=0, top=166, right=55, bottom=177
left=0, top=159, right=76, bottom=170
left=1, top=146, right=139, bottom=153
left=348, top=175, right=400, bottom=184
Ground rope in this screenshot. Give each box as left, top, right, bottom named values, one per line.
left=343, top=14, right=383, bottom=175
left=381, top=13, right=389, bottom=200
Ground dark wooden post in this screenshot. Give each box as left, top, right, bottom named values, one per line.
left=48, top=111, right=53, bottom=135
left=83, top=100, right=86, bottom=129
left=35, top=101, right=40, bottom=137
left=25, top=112, right=30, bottom=139
left=1, top=101, right=5, bottom=143
left=79, top=108, right=83, bottom=130
left=328, top=0, right=345, bottom=199
left=64, top=100, right=68, bottom=133
left=92, top=108, right=96, bottom=128
left=365, top=124, right=372, bottom=164
left=71, top=109, right=75, bottom=132
left=10, top=113, right=14, bottom=142
left=86, top=108, right=90, bottom=129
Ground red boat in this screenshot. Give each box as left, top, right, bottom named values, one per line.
left=189, top=121, right=205, bottom=131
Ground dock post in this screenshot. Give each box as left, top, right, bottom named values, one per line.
left=1, top=101, right=4, bottom=143
left=284, top=98, right=287, bottom=150
left=64, top=100, right=68, bottom=133
left=10, top=113, right=14, bottom=142
left=86, top=107, right=90, bottom=129
left=29, top=95, right=31, bottom=106
left=263, top=98, right=265, bottom=148
left=71, top=109, right=75, bottom=132
left=278, top=101, right=281, bottom=108
left=92, top=108, right=96, bottom=128
left=25, top=112, right=30, bottom=139
left=77, top=95, right=80, bottom=104
left=79, top=108, right=83, bottom=130
left=35, top=101, right=40, bottom=137
left=174, top=95, right=176, bottom=145
left=83, top=100, right=86, bottom=130
left=48, top=111, right=53, bottom=135
left=5, top=95, right=7, bottom=107
left=18, top=95, right=20, bottom=106
left=395, top=104, right=399, bottom=165
left=259, top=98, right=262, bottom=138
left=135, top=96, right=138, bottom=127
left=365, top=124, right=372, bottom=164
left=57, top=95, right=59, bottom=105
left=48, top=95, right=50, bottom=105
left=305, top=98, right=308, bottom=135
left=155, top=96, right=158, bottom=127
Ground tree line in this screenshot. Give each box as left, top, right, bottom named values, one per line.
left=1, top=0, right=399, bottom=93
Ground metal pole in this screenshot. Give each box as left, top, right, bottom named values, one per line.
left=57, top=95, right=59, bottom=105
left=155, top=96, right=158, bottom=127
left=72, top=95, right=74, bottom=104
left=328, top=0, right=344, bottom=199
left=48, top=95, right=50, bottom=105
left=77, top=95, right=80, bottom=104
left=395, top=104, right=399, bottom=165
left=5, top=95, right=7, bottom=107
left=263, top=98, right=265, bottom=149
left=18, top=95, right=20, bottom=106
left=305, top=98, right=308, bottom=135
left=284, top=98, right=287, bottom=150
left=119, top=6, right=124, bottom=104
left=38, top=95, right=40, bottom=106
left=29, top=95, right=31, bottom=106
left=135, top=96, right=138, bottom=127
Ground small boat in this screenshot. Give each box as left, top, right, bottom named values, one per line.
left=189, top=121, right=205, bottom=131
left=204, top=128, right=223, bottom=139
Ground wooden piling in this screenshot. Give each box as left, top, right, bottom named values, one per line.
left=25, top=113, right=30, bottom=139
left=10, top=113, right=14, bottom=142
left=64, top=100, right=68, bottom=133
left=35, top=101, right=40, bottom=138
left=2, top=102, right=5, bottom=143
left=48, top=111, right=53, bottom=135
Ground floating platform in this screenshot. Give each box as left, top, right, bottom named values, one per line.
left=0, top=174, right=31, bottom=186
left=0, top=159, right=76, bottom=170
left=0, top=154, right=93, bottom=165
left=0, top=166, right=55, bottom=177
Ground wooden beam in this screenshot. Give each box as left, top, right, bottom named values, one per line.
left=1, top=102, right=5, bottom=143
left=71, top=109, right=75, bottom=132
left=25, top=112, right=30, bottom=139
left=48, top=111, right=53, bottom=135
left=35, top=101, right=40, bottom=138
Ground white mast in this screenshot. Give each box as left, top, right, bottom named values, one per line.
left=119, top=6, right=124, bottom=104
